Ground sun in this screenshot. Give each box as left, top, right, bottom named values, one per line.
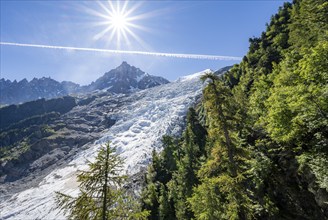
left=110, top=12, right=127, bottom=30
left=89, top=1, right=148, bottom=49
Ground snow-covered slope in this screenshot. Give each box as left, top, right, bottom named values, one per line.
left=0, top=69, right=211, bottom=220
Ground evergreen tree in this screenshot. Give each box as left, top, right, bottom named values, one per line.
left=158, top=183, right=175, bottom=220
left=201, top=73, right=237, bottom=177
left=142, top=1, right=328, bottom=219
left=55, top=142, right=149, bottom=220
left=141, top=150, right=161, bottom=220
left=168, top=107, right=206, bottom=219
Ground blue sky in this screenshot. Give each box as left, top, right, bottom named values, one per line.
left=1, top=1, right=290, bottom=85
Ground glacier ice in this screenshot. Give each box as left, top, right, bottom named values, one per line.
left=0, top=69, right=211, bottom=220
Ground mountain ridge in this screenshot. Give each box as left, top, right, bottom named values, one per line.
left=0, top=62, right=169, bottom=105
left=83, top=61, right=169, bottom=93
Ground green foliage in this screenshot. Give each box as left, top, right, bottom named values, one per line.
left=141, top=107, right=207, bottom=219
left=142, top=0, right=328, bottom=219
left=189, top=175, right=248, bottom=220
left=289, top=0, right=328, bottom=51
left=297, top=152, right=328, bottom=191
left=158, top=183, right=175, bottom=220
left=0, top=141, right=30, bottom=162
left=56, top=142, right=149, bottom=220
left=141, top=181, right=159, bottom=220
left=0, top=122, right=57, bottom=165
left=265, top=41, right=328, bottom=147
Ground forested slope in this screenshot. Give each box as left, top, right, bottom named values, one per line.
left=141, top=0, right=328, bottom=219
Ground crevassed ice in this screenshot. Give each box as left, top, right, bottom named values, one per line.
left=0, top=70, right=209, bottom=220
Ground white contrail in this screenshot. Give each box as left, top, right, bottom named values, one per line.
left=0, top=42, right=242, bottom=61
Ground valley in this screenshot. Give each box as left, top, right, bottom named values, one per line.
left=0, top=66, right=215, bottom=219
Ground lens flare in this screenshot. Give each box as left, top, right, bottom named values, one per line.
left=88, top=1, right=148, bottom=49
left=111, top=13, right=127, bottom=30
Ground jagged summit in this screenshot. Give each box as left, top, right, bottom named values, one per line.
left=0, top=77, right=80, bottom=105
left=85, top=62, right=169, bottom=93
left=115, top=61, right=144, bottom=76
left=0, top=62, right=169, bottom=105
left=117, top=61, right=136, bottom=70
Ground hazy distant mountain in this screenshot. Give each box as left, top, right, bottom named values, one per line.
left=0, top=77, right=79, bottom=105
left=0, top=62, right=169, bottom=105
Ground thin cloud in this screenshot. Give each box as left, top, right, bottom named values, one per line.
left=0, top=42, right=242, bottom=61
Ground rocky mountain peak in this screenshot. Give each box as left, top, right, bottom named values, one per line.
left=118, top=61, right=131, bottom=69
left=0, top=62, right=170, bottom=105
left=86, top=62, right=169, bottom=93
left=105, top=61, right=144, bottom=79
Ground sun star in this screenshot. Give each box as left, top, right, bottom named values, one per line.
left=90, top=1, right=147, bottom=49
left=111, top=12, right=127, bottom=30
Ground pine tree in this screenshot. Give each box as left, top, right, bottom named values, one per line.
left=55, top=142, right=149, bottom=220
left=158, top=183, right=175, bottom=220
left=201, top=73, right=237, bottom=177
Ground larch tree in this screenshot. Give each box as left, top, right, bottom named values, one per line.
left=55, top=142, right=149, bottom=220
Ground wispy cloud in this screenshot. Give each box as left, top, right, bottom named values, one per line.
left=0, top=42, right=242, bottom=61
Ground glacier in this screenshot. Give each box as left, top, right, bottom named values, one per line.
left=0, top=69, right=211, bottom=220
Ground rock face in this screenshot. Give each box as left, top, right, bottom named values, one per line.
left=0, top=62, right=169, bottom=105
left=0, top=96, right=76, bottom=130
left=84, top=61, right=169, bottom=93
